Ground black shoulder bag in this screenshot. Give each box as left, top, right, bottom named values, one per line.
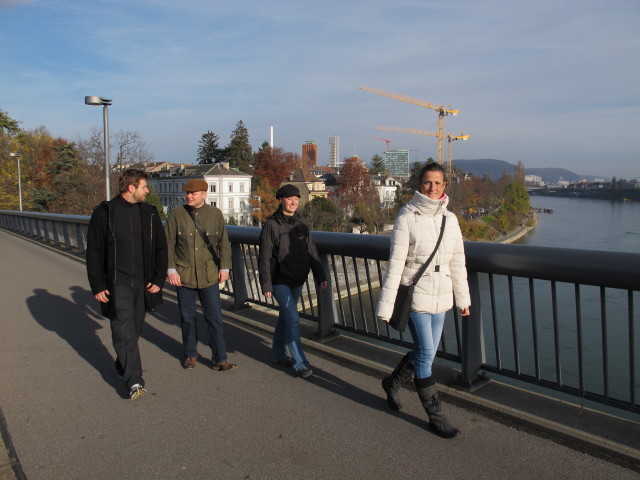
left=388, top=215, right=447, bottom=332
left=185, top=206, right=221, bottom=266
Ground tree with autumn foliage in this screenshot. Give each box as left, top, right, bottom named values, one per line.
left=253, top=143, right=297, bottom=189
left=335, top=156, right=381, bottom=232
left=248, top=183, right=280, bottom=226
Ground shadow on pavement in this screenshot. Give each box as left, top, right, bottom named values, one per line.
left=27, top=287, right=125, bottom=396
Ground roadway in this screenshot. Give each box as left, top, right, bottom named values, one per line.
left=0, top=229, right=638, bottom=480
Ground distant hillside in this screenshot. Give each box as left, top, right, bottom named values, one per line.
left=454, top=159, right=515, bottom=180
left=453, top=159, right=603, bottom=183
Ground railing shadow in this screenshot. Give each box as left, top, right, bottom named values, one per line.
left=214, top=312, right=427, bottom=429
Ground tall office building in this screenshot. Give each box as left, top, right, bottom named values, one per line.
left=328, top=136, right=341, bottom=168
left=302, top=141, right=318, bottom=168
left=385, top=149, right=410, bottom=176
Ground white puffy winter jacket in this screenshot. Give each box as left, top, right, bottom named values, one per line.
left=376, top=191, right=471, bottom=320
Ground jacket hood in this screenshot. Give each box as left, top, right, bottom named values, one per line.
left=406, top=190, right=449, bottom=217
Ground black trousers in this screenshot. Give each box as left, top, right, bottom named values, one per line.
left=111, top=284, right=146, bottom=390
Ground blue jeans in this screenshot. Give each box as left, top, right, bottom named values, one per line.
left=272, top=284, right=309, bottom=372
left=407, top=311, right=447, bottom=379
left=177, top=284, right=227, bottom=364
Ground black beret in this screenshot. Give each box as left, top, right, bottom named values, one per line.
left=276, top=184, right=301, bottom=199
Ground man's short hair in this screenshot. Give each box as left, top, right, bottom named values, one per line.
left=118, top=169, right=148, bottom=194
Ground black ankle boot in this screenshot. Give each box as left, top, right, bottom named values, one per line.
left=381, top=353, right=413, bottom=411
left=415, top=376, right=460, bottom=439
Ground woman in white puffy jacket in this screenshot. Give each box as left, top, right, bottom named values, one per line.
left=376, top=162, right=470, bottom=439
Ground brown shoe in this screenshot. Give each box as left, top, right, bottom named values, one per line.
left=214, top=361, right=237, bottom=371
left=183, top=357, right=197, bottom=369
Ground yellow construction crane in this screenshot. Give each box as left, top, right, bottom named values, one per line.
left=375, top=126, right=469, bottom=179
left=359, top=86, right=459, bottom=165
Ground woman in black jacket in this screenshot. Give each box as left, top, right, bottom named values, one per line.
left=258, top=184, right=327, bottom=379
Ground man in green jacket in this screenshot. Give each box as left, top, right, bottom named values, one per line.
left=165, top=178, right=236, bottom=371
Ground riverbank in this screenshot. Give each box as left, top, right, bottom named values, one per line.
left=497, top=211, right=538, bottom=244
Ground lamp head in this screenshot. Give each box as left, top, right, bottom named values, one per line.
left=9, top=153, right=21, bottom=158
left=85, top=96, right=112, bottom=106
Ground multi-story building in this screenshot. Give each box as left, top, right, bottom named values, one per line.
left=384, top=149, right=409, bottom=177
left=328, top=136, right=341, bottom=168
left=525, top=174, right=544, bottom=187
left=370, top=175, right=398, bottom=207
left=301, top=141, right=318, bottom=168
left=284, top=167, right=329, bottom=211
left=147, top=163, right=253, bottom=225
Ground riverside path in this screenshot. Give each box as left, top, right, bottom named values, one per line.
left=0, top=228, right=637, bottom=480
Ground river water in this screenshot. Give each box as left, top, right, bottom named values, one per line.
left=516, top=194, right=640, bottom=252
left=476, top=195, right=640, bottom=406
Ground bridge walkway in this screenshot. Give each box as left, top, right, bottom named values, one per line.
left=0, top=229, right=638, bottom=479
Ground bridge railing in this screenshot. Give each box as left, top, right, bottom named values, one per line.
left=1, top=210, right=638, bottom=413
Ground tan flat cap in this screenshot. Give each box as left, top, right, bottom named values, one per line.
left=183, top=179, right=209, bottom=192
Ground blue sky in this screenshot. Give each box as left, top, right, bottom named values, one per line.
left=1, top=0, right=639, bottom=178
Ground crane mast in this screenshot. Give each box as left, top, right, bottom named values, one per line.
left=375, top=126, right=469, bottom=179
left=360, top=86, right=459, bottom=165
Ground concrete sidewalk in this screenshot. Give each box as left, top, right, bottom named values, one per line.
left=0, top=229, right=638, bottom=479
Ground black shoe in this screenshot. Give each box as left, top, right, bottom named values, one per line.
left=297, top=367, right=313, bottom=379
left=272, top=357, right=294, bottom=368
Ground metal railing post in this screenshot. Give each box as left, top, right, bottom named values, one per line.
left=455, top=271, right=489, bottom=390
left=316, top=253, right=338, bottom=339
left=76, top=224, right=87, bottom=253
left=230, top=243, right=250, bottom=309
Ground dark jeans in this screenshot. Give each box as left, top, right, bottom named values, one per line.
left=177, top=284, right=227, bottom=364
left=111, top=284, right=146, bottom=390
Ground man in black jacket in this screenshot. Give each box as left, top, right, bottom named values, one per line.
left=86, top=169, right=168, bottom=400
left=258, top=184, right=327, bottom=379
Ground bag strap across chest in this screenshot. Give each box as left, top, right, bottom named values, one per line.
left=185, top=205, right=221, bottom=266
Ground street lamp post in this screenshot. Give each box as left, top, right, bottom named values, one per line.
left=84, top=96, right=112, bottom=201
left=9, top=153, right=22, bottom=211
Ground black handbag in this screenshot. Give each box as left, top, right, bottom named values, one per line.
left=388, top=215, right=447, bottom=332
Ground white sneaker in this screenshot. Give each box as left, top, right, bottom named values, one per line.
left=129, top=383, right=146, bottom=400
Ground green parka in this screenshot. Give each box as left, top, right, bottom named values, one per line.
left=165, top=204, right=231, bottom=289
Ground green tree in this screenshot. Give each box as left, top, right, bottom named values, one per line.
left=146, top=186, right=166, bottom=220
left=369, top=153, right=387, bottom=175
left=44, top=139, right=104, bottom=214
left=0, top=109, right=21, bottom=136
left=28, top=186, right=55, bottom=212
left=50, top=139, right=78, bottom=174
left=226, top=120, right=252, bottom=172
left=514, top=160, right=526, bottom=186
left=395, top=160, right=425, bottom=208
left=197, top=130, right=222, bottom=164
left=504, top=183, right=529, bottom=215
left=303, top=196, right=343, bottom=232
